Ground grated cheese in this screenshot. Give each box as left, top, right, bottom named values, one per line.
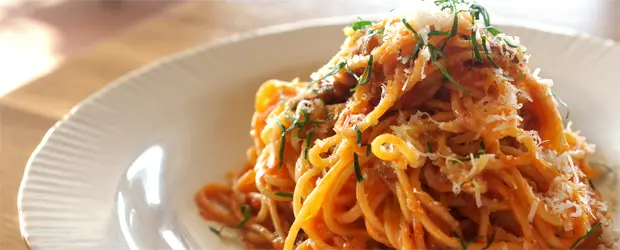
left=528, top=200, right=539, bottom=222
left=473, top=180, right=483, bottom=208
left=532, top=68, right=541, bottom=78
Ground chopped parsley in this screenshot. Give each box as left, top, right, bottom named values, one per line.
left=453, top=141, right=485, bottom=163
left=354, top=125, right=363, bottom=146
left=352, top=19, right=372, bottom=31
left=401, top=18, right=420, bottom=38
left=307, top=62, right=345, bottom=89
left=209, top=205, right=252, bottom=236
left=353, top=153, right=364, bottom=182
left=366, top=145, right=372, bottom=156
left=428, top=30, right=451, bottom=37
left=427, top=142, right=433, bottom=153
left=482, top=230, right=496, bottom=250
left=470, top=26, right=483, bottom=63
left=304, top=131, right=314, bottom=161
left=570, top=222, right=601, bottom=250
left=428, top=44, right=469, bottom=93
left=351, top=55, right=374, bottom=91
left=209, top=226, right=222, bottom=236
left=275, top=192, right=294, bottom=198
left=481, top=36, right=500, bottom=68
left=362, top=28, right=384, bottom=53
left=400, top=18, right=426, bottom=64
left=551, top=91, right=570, bottom=126
left=277, top=122, right=287, bottom=169
left=455, top=232, right=480, bottom=250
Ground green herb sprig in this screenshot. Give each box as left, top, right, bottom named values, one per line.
left=481, top=230, right=496, bottom=250
left=352, top=19, right=373, bottom=31
left=362, top=28, right=385, bottom=53
left=209, top=205, right=252, bottom=236
left=307, top=62, right=345, bottom=89
left=427, top=44, right=469, bottom=93
left=353, top=153, right=364, bottom=182
left=304, top=131, right=314, bottom=161
left=453, top=141, right=486, bottom=163
left=278, top=111, right=312, bottom=168
left=570, top=222, right=601, bottom=250
left=454, top=232, right=480, bottom=250
left=350, top=55, right=374, bottom=92
left=275, top=192, right=294, bottom=198
left=401, top=18, right=425, bottom=64
left=354, top=125, right=363, bottom=146
left=551, top=91, right=570, bottom=126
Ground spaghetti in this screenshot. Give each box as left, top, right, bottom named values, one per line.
left=195, top=1, right=616, bottom=249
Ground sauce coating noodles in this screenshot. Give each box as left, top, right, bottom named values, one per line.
left=195, top=2, right=615, bottom=249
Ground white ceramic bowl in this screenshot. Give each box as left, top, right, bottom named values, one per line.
left=18, top=16, right=620, bottom=250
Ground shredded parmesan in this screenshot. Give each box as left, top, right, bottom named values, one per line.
left=528, top=200, right=539, bottom=222
left=473, top=180, right=483, bottom=208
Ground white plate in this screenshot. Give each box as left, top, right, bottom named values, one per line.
left=18, top=16, right=620, bottom=250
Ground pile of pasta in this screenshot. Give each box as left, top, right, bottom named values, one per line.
left=196, top=1, right=616, bottom=249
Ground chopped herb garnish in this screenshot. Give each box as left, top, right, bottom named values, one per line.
left=362, top=28, right=384, bottom=53
left=275, top=192, right=294, bottom=198
left=209, top=226, right=222, bottom=236
left=427, top=44, right=468, bottom=93
left=304, top=132, right=314, bottom=161
left=295, top=112, right=311, bottom=138
left=354, top=125, right=362, bottom=146
left=307, top=62, right=345, bottom=89
left=570, top=222, right=601, bottom=250
left=471, top=28, right=483, bottom=63
left=470, top=4, right=490, bottom=26
left=449, top=10, right=459, bottom=36
left=427, top=142, right=433, bottom=153
left=428, top=30, right=451, bottom=37
left=551, top=91, right=570, bottom=125
left=400, top=18, right=426, bottom=64
left=454, top=142, right=485, bottom=163
left=401, top=18, right=420, bottom=38
left=440, top=11, right=460, bottom=51
left=209, top=205, right=252, bottom=236
left=352, top=19, right=373, bottom=31
left=350, top=55, right=374, bottom=91
left=278, top=122, right=287, bottom=169
left=455, top=232, right=480, bottom=250
left=410, top=39, right=425, bottom=63
left=519, top=72, right=525, bottom=78
left=589, top=179, right=596, bottom=190
left=481, top=36, right=499, bottom=68
left=345, top=63, right=360, bottom=82
left=353, top=153, right=364, bottom=182
left=231, top=205, right=252, bottom=228
left=434, top=61, right=468, bottom=93
left=487, top=26, right=501, bottom=36
left=366, top=146, right=372, bottom=156
left=482, top=230, right=496, bottom=250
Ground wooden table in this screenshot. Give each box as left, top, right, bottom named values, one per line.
left=0, top=1, right=616, bottom=249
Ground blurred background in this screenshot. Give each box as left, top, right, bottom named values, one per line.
left=0, top=0, right=618, bottom=97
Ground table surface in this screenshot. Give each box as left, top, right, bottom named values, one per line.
left=0, top=1, right=617, bottom=249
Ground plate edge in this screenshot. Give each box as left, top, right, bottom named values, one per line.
left=15, top=13, right=617, bottom=249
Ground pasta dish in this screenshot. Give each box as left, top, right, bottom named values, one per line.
left=195, top=1, right=617, bottom=249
